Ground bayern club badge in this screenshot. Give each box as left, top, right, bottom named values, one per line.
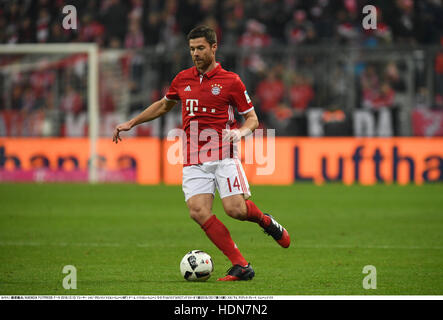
left=211, top=84, right=222, bottom=95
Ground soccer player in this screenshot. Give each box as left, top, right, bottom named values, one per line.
left=113, top=26, right=290, bottom=281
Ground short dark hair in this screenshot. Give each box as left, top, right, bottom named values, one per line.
left=187, top=25, right=217, bottom=45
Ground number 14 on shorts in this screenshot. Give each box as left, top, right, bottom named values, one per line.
left=227, top=177, right=241, bottom=192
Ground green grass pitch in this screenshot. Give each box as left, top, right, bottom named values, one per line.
left=0, top=183, right=442, bottom=295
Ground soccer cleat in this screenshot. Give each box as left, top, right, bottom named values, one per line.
left=217, top=263, right=255, bottom=281
left=263, top=213, right=291, bottom=248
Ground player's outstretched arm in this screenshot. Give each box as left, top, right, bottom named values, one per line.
left=113, top=98, right=177, bottom=144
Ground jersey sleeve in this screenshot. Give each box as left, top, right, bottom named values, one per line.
left=229, top=76, right=254, bottom=114
left=164, top=73, right=181, bottom=101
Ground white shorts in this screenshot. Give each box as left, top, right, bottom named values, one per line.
left=182, top=158, right=251, bottom=202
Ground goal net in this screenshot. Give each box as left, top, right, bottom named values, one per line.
left=0, top=43, right=100, bottom=182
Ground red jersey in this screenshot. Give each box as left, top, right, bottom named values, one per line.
left=165, top=63, right=254, bottom=166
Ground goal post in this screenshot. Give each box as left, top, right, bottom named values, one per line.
left=0, top=43, right=100, bottom=183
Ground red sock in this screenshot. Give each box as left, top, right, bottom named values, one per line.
left=201, top=215, right=248, bottom=267
left=245, top=200, right=271, bottom=228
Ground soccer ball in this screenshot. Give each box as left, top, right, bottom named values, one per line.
left=180, top=250, right=213, bottom=281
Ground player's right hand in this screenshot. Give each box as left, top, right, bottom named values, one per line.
left=113, top=121, right=132, bottom=144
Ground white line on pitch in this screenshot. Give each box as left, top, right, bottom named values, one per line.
left=0, top=241, right=442, bottom=250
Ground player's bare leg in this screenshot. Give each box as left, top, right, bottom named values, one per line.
left=221, top=194, right=248, bottom=220
left=186, top=193, right=249, bottom=277
left=222, top=195, right=291, bottom=248
left=186, top=193, right=214, bottom=226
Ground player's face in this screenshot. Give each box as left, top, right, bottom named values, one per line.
left=189, top=37, right=216, bottom=72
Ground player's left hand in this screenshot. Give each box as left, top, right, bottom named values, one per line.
left=222, top=129, right=242, bottom=143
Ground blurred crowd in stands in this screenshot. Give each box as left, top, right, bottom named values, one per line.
left=1, top=0, right=442, bottom=47
left=1, top=0, right=443, bottom=137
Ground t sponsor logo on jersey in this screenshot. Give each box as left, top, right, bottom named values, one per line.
left=211, top=84, right=222, bottom=96
left=185, top=99, right=199, bottom=116
left=184, top=85, right=191, bottom=92
left=244, top=90, right=251, bottom=103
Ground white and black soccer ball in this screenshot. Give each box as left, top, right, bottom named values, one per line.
left=180, top=250, right=213, bottom=281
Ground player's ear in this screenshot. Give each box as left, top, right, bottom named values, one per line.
left=211, top=42, right=217, bottom=53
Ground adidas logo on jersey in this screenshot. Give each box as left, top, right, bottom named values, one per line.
left=184, top=85, right=191, bottom=91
